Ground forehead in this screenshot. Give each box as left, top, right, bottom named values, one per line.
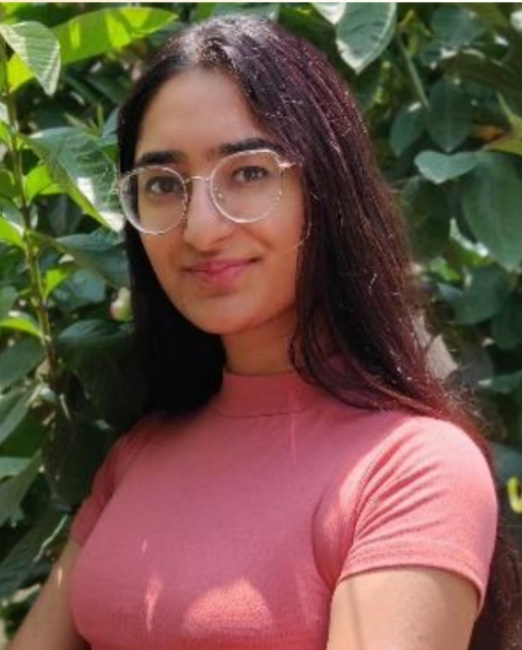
left=135, top=69, right=266, bottom=163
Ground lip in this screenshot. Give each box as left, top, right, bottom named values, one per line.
left=184, top=258, right=258, bottom=287
left=187, top=259, right=255, bottom=273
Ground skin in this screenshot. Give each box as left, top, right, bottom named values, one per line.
left=135, top=69, right=305, bottom=375
left=7, top=69, right=479, bottom=650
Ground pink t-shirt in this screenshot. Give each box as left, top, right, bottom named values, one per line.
left=70, top=368, right=498, bottom=650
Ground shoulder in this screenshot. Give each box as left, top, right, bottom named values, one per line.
left=109, top=412, right=171, bottom=487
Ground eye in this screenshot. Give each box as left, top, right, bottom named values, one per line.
left=233, top=165, right=270, bottom=184
left=144, top=173, right=184, bottom=197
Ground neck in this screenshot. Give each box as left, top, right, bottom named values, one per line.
left=222, top=310, right=296, bottom=376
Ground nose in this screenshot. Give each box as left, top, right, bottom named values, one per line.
left=181, top=177, right=234, bottom=251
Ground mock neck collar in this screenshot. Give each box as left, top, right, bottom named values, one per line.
left=210, top=365, right=322, bottom=418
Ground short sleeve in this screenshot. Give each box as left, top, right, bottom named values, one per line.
left=338, top=418, right=498, bottom=613
left=70, top=416, right=158, bottom=545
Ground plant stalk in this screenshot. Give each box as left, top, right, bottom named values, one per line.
left=395, top=33, right=429, bottom=109
left=0, top=35, right=60, bottom=397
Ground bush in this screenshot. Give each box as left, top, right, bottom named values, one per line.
left=1, top=2, right=521, bottom=637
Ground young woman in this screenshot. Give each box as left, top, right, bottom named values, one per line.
left=9, top=15, right=521, bottom=650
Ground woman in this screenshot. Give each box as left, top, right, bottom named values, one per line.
left=9, top=14, right=521, bottom=650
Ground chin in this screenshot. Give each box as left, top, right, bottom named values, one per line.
left=182, top=311, right=257, bottom=336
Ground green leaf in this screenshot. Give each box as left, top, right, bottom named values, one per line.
left=211, top=3, right=280, bottom=19
left=57, top=320, right=145, bottom=429
left=390, top=102, right=425, bottom=156
left=0, top=510, right=64, bottom=601
left=0, top=451, right=40, bottom=528
left=0, top=169, right=16, bottom=200
left=0, top=286, right=17, bottom=320
left=490, top=442, right=522, bottom=488
left=27, top=128, right=121, bottom=230
left=336, top=3, right=396, bottom=73
left=453, top=265, right=512, bottom=325
left=312, top=3, right=345, bottom=24
left=414, top=151, right=477, bottom=184
left=460, top=153, right=522, bottom=270
left=479, top=371, right=522, bottom=395
left=0, top=22, right=60, bottom=96
left=427, top=78, right=471, bottom=152
left=43, top=263, right=74, bottom=298
left=449, top=52, right=522, bottom=116
left=25, top=163, right=61, bottom=201
left=7, top=7, right=177, bottom=92
left=463, top=3, right=510, bottom=31
left=54, top=229, right=129, bottom=289
left=0, top=313, right=42, bottom=339
left=431, top=6, right=485, bottom=48
left=52, top=269, right=105, bottom=310
left=0, top=386, right=35, bottom=447
left=0, top=215, right=24, bottom=248
left=401, top=177, right=450, bottom=261
left=0, top=337, right=45, bottom=391
left=55, top=229, right=129, bottom=289
left=43, top=412, right=109, bottom=506
left=0, top=456, right=30, bottom=480
left=491, top=295, right=522, bottom=350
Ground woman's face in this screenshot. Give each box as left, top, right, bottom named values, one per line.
left=134, top=69, right=305, bottom=339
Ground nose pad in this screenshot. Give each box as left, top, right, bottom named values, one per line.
left=181, top=177, right=234, bottom=249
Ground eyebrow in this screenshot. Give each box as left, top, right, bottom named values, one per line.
left=134, top=137, right=284, bottom=168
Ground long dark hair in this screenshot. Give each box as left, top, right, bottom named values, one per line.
left=117, top=15, right=521, bottom=649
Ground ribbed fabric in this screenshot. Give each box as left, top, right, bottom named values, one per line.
left=70, top=366, right=497, bottom=650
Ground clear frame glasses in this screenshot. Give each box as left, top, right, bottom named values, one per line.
left=118, top=148, right=295, bottom=235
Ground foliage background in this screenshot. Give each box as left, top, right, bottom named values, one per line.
left=1, top=1, right=522, bottom=640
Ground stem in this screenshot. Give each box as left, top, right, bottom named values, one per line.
left=0, top=36, right=60, bottom=397
left=395, top=33, right=429, bottom=109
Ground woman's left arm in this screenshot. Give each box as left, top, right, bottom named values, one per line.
left=326, top=566, right=477, bottom=650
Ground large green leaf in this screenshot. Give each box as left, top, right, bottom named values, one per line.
left=43, top=411, right=110, bottom=506
left=0, top=451, right=41, bottom=528
left=336, top=3, right=396, bottom=73
left=390, top=102, right=425, bottom=156
left=431, top=6, right=485, bottom=48
left=491, top=295, right=522, bottom=350
left=401, top=177, right=450, bottom=261
left=0, top=21, right=60, bottom=95
left=0, top=215, right=24, bottom=249
left=460, top=153, right=522, bottom=270
left=0, top=286, right=17, bottom=320
left=7, top=7, right=176, bottom=92
left=453, top=265, right=512, bottom=325
left=27, top=128, right=121, bottom=230
left=0, top=337, right=45, bottom=391
left=0, top=510, right=64, bottom=601
left=52, top=269, right=106, bottom=310
left=55, top=229, right=129, bottom=288
left=312, top=3, right=345, bottom=25
left=479, top=371, right=522, bottom=395
left=414, top=151, right=477, bottom=184
left=0, top=456, right=30, bottom=480
left=0, top=313, right=42, bottom=339
left=0, top=386, right=36, bottom=447
left=463, top=3, right=510, bottom=31
left=56, top=320, right=145, bottom=429
left=211, top=3, right=280, bottom=19
left=427, top=79, right=471, bottom=152
left=449, top=52, right=522, bottom=116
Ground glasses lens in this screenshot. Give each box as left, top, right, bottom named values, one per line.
left=212, top=151, right=283, bottom=222
left=119, top=167, right=186, bottom=233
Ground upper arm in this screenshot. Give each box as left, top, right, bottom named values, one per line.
left=7, top=539, right=87, bottom=650
left=326, top=566, right=478, bottom=650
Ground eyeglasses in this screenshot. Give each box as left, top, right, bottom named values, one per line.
left=118, top=148, right=294, bottom=235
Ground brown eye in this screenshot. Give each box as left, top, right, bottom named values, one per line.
left=145, top=174, right=184, bottom=197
